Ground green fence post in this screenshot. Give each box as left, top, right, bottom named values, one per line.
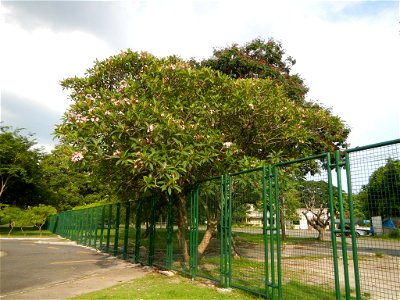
left=93, top=206, right=99, bottom=249
left=166, top=195, right=174, bottom=269
left=219, top=175, right=226, bottom=287
left=220, top=174, right=231, bottom=289
left=269, top=165, right=276, bottom=299
left=88, top=208, right=93, bottom=247
left=114, top=203, right=121, bottom=256
left=189, top=185, right=199, bottom=278
left=84, top=209, right=89, bottom=246
left=134, top=199, right=142, bottom=263
left=148, top=196, right=156, bottom=266
left=123, top=202, right=131, bottom=260
left=273, top=165, right=283, bottom=300
left=106, top=204, right=112, bottom=253
left=227, top=175, right=232, bottom=288
left=344, top=151, right=361, bottom=300
left=326, top=152, right=342, bottom=300
left=99, top=205, right=105, bottom=251
left=262, top=164, right=270, bottom=298
left=79, top=210, right=85, bottom=244
left=335, top=150, right=351, bottom=300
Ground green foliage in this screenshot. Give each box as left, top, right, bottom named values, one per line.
left=40, top=145, right=115, bottom=211
left=0, top=204, right=56, bottom=234
left=356, top=159, right=400, bottom=218
left=202, top=38, right=308, bottom=103
left=0, top=205, right=30, bottom=234
left=201, top=38, right=350, bottom=156
left=55, top=47, right=349, bottom=198
left=27, top=204, right=57, bottom=231
left=0, top=126, right=45, bottom=207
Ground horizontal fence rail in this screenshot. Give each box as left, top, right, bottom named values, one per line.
left=48, top=139, right=400, bottom=300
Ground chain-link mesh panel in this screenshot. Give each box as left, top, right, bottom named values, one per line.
left=347, top=141, right=400, bottom=300
left=275, top=155, right=341, bottom=299
left=196, top=178, right=222, bottom=282
left=229, top=168, right=267, bottom=295
left=152, top=196, right=170, bottom=268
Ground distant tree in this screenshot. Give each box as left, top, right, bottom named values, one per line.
left=0, top=205, right=30, bottom=235
left=0, top=126, right=44, bottom=207
left=40, top=145, right=113, bottom=211
left=357, top=159, right=400, bottom=219
left=201, top=38, right=308, bottom=103
left=27, top=204, right=57, bottom=234
left=298, top=180, right=343, bottom=241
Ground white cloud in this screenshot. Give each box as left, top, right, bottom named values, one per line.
left=1, top=0, right=398, bottom=152
left=1, top=15, right=114, bottom=114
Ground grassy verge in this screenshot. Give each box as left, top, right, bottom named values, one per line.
left=70, top=270, right=353, bottom=300
left=0, top=225, right=57, bottom=237
left=70, top=272, right=261, bottom=300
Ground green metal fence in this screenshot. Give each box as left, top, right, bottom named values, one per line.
left=47, top=138, right=400, bottom=300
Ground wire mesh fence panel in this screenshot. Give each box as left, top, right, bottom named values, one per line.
left=126, top=201, right=137, bottom=262
left=134, top=196, right=156, bottom=265
left=114, top=203, right=127, bottom=258
left=347, top=140, right=400, bottom=300
left=169, top=191, right=190, bottom=275
left=44, top=139, right=399, bottom=300
left=275, top=155, right=342, bottom=300
left=229, top=168, right=267, bottom=296
left=152, top=196, right=170, bottom=268
left=196, top=177, right=223, bottom=283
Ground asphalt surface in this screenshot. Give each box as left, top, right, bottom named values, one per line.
left=0, top=237, right=147, bottom=299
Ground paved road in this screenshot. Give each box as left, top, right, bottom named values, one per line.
left=0, top=238, right=146, bottom=299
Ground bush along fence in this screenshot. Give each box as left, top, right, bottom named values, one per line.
left=47, top=139, right=400, bottom=300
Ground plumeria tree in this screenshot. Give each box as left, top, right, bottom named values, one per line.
left=56, top=49, right=349, bottom=262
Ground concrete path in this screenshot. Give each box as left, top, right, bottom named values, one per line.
left=0, top=237, right=148, bottom=299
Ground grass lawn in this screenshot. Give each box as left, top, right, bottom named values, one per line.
left=70, top=272, right=261, bottom=300
left=0, top=225, right=57, bottom=237
left=70, top=270, right=353, bottom=300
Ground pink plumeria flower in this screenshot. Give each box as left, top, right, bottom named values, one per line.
left=113, top=150, right=121, bottom=157
left=71, top=152, right=84, bottom=162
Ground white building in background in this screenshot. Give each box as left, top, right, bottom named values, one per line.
left=245, top=204, right=263, bottom=225
left=244, top=204, right=329, bottom=230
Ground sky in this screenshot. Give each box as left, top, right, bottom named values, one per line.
left=1, top=0, right=399, bottom=153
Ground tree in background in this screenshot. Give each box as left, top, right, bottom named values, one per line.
left=40, top=145, right=114, bottom=211
left=201, top=38, right=308, bottom=104
left=298, top=180, right=344, bottom=241
left=0, top=205, right=30, bottom=235
left=55, top=43, right=349, bottom=261
left=27, top=204, right=57, bottom=235
left=356, top=159, right=400, bottom=219
left=0, top=126, right=45, bottom=207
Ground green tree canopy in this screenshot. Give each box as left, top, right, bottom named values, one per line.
left=357, top=159, right=400, bottom=218
left=0, top=126, right=44, bottom=207
left=40, top=145, right=114, bottom=211
left=56, top=49, right=349, bottom=196
left=201, top=38, right=350, bottom=155
left=27, top=204, right=57, bottom=233
left=201, top=38, right=307, bottom=103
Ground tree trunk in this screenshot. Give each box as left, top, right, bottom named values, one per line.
left=176, top=194, right=190, bottom=264
left=197, top=220, right=217, bottom=256
left=316, top=227, right=326, bottom=241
